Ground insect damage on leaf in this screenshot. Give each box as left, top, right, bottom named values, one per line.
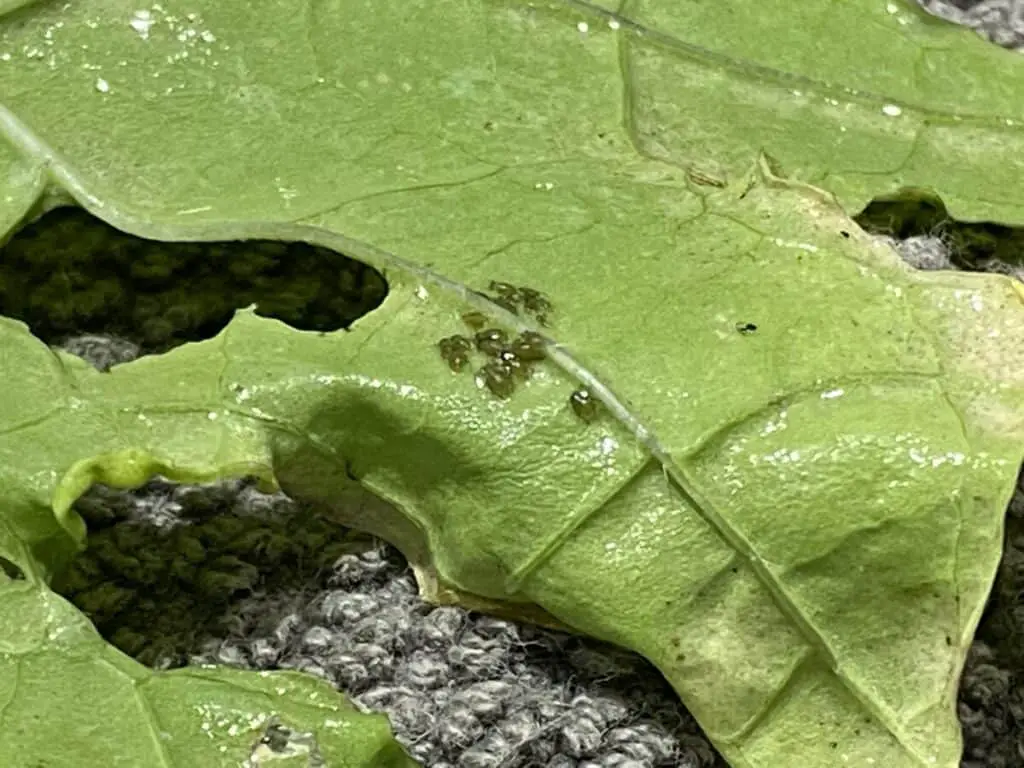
left=474, top=327, right=509, bottom=356
left=476, top=359, right=517, bottom=399
left=434, top=281, right=555, bottom=402
left=486, top=280, right=554, bottom=326
left=468, top=280, right=554, bottom=326
left=854, top=191, right=1024, bottom=278
left=0, top=207, right=389, bottom=356
left=437, top=334, right=473, bottom=372
left=246, top=717, right=325, bottom=767
left=435, top=284, right=607, bottom=417
left=0, top=556, right=25, bottom=582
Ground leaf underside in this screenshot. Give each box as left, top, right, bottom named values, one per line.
left=1, top=1, right=1024, bottom=767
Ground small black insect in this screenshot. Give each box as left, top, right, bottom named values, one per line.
left=482, top=282, right=521, bottom=315
left=474, top=327, right=508, bottom=356
left=508, top=330, right=547, bottom=361
left=438, top=334, right=473, bottom=372
left=518, top=286, right=552, bottom=317
left=492, top=295, right=520, bottom=315
left=569, top=387, right=600, bottom=423
left=476, top=360, right=516, bottom=399
left=488, top=280, right=520, bottom=300
left=736, top=322, right=758, bottom=334
left=497, top=348, right=532, bottom=380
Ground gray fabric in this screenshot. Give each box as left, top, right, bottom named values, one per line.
left=916, top=0, right=1024, bottom=48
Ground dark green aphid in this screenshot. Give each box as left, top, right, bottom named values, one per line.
left=461, top=310, right=488, bottom=330
left=488, top=280, right=520, bottom=300
left=474, top=328, right=508, bottom=356
left=492, top=295, right=520, bottom=315
left=569, top=387, right=600, bottom=423
left=476, top=360, right=516, bottom=399
left=509, top=330, right=547, bottom=361
left=497, top=348, right=532, bottom=380
left=485, top=281, right=522, bottom=315
left=518, top=286, right=552, bottom=317
left=438, top=334, right=473, bottom=372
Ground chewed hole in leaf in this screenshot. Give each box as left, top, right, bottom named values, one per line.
left=0, top=556, right=26, bottom=582
left=249, top=718, right=325, bottom=766
left=853, top=190, right=1024, bottom=280
left=53, top=475, right=379, bottom=669
left=0, top=206, right=388, bottom=359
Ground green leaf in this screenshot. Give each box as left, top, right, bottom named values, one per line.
left=1, top=1, right=1023, bottom=767
left=0, top=576, right=418, bottom=766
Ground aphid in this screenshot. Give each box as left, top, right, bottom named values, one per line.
left=474, top=327, right=508, bottom=356
left=476, top=360, right=516, bottom=399
left=518, top=286, right=552, bottom=317
left=486, top=281, right=526, bottom=315
left=488, top=280, right=520, bottom=301
left=508, top=330, right=547, bottom=361
left=492, top=295, right=520, bottom=315
left=461, top=310, right=488, bottom=330
left=569, top=387, right=600, bottom=423
left=438, top=334, right=473, bottom=372
left=497, top=348, right=532, bottom=380
left=736, top=322, right=758, bottom=334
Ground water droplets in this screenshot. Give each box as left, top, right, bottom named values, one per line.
left=759, top=409, right=789, bottom=437
left=125, top=5, right=226, bottom=71
left=582, top=434, right=621, bottom=476
left=274, top=177, right=299, bottom=203
left=130, top=10, right=155, bottom=40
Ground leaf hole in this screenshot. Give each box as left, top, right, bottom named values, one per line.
left=853, top=190, right=1024, bottom=280
left=250, top=718, right=325, bottom=765
left=0, top=556, right=26, bottom=582
left=53, top=475, right=379, bottom=669
left=0, top=206, right=388, bottom=365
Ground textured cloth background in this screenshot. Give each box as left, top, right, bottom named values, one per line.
left=50, top=3, right=1024, bottom=767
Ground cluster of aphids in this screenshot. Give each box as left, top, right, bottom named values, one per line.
left=476, top=280, right=553, bottom=326
left=436, top=281, right=600, bottom=423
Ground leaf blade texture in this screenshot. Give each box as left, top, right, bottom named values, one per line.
left=1, top=1, right=1023, bottom=767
